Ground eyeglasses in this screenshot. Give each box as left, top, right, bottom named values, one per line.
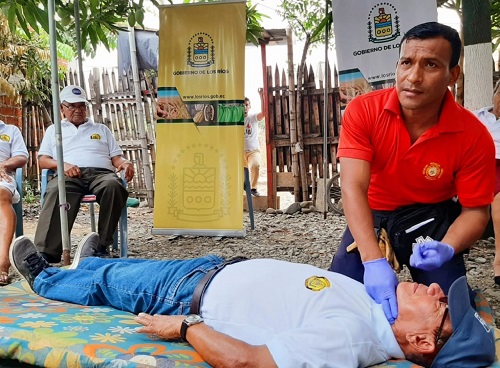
left=435, top=296, right=449, bottom=344
left=62, top=103, right=87, bottom=111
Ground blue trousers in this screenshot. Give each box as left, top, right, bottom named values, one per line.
left=33, top=255, right=225, bottom=315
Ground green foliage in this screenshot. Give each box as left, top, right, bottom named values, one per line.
left=278, top=0, right=332, bottom=47
left=22, top=179, right=39, bottom=204
left=0, top=11, right=73, bottom=103
left=0, top=0, right=173, bottom=54
left=277, top=0, right=332, bottom=91
left=491, top=0, right=500, bottom=51
left=0, top=0, right=265, bottom=55
left=246, top=2, right=269, bottom=46
left=181, top=0, right=267, bottom=46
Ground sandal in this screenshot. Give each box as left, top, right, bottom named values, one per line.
left=0, top=271, right=10, bottom=286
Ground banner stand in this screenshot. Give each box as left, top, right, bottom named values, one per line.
left=153, top=1, right=247, bottom=237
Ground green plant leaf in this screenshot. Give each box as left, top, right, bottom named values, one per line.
left=15, top=7, right=30, bottom=37
left=7, top=3, right=17, bottom=34
left=31, top=4, right=49, bottom=33
left=127, top=12, right=135, bottom=27
left=90, top=0, right=99, bottom=12
left=23, top=3, right=40, bottom=33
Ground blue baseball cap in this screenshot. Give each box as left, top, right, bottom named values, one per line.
left=431, top=276, right=495, bottom=367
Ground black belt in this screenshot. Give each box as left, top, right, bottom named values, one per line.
left=190, top=257, right=248, bottom=314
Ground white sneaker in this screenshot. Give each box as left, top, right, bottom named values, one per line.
left=69, top=232, right=99, bottom=269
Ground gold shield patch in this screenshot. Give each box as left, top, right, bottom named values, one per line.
left=305, top=276, right=331, bottom=292
left=90, top=133, right=101, bottom=140
left=0, top=134, right=11, bottom=142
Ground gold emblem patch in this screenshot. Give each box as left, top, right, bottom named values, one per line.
left=90, top=133, right=101, bottom=140
left=0, top=134, right=10, bottom=142
left=423, top=162, right=443, bottom=180
left=305, top=276, right=331, bottom=292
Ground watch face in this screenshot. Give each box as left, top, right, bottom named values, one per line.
left=186, top=314, right=203, bottom=324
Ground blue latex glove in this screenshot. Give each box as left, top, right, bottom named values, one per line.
left=363, top=258, right=399, bottom=324
left=409, top=241, right=455, bottom=271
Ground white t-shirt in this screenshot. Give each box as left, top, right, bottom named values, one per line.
left=0, top=120, right=28, bottom=203
left=244, top=113, right=261, bottom=152
left=474, top=107, right=500, bottom=159
left=38, top=119, right=123, bottom=171
left=201, top=259, right=404, bottom=368
left=0, top=120, right=28, bottom=163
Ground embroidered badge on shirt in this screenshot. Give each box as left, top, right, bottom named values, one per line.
left=305, top=276, right=331, bottom=291
left=0, top=134, right=11, bottom=142
left=423, top=162, right=443, bottom=180
left=90, top=134, right=101, bottom=140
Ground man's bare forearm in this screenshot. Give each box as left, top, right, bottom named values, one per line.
left=340, top=157, right=382, bottom=261
left=343, top=187, right=382, bottom=261
left=442, top=205, right=490, bottom=253
left=0, top=155, right=27, bottom=172
left=187, top=323, right=276, bottom=368
left=135, top=314, right=276, bottom=368
left=38, top=155, right=59, bottom=170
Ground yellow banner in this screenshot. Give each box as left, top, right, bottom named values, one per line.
left=153, top=1, right=246, bottom=236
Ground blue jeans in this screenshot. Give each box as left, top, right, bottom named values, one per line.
left=33, top=255, right=225, bottom=315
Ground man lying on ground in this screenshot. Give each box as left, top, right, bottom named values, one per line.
left=9, top=233, right=495, bottom=368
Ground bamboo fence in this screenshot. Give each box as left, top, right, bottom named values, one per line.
left=266, top=62, right=341, bottom=203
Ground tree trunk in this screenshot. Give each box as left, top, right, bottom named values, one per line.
left=463, top=0, right=492, bottom=110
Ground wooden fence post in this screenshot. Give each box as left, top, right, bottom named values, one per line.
left=128, top=26, right=155, bottom=207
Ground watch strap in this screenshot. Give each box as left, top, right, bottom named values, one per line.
left=180, top=314, right=203, bottom=342
left=180, top=319, right=190, bottom=341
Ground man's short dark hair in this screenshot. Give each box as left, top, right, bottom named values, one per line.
left=399, top=22, right=461, bottom=69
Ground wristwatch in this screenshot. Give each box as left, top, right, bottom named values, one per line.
left=180, top=314, right=204, bottom=341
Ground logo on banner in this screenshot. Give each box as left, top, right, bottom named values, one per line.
left=167, top=151, right=230, bottom=222
left=187, top=32, right=215, bottom=68
left=368, top=4, right=400, bottom=43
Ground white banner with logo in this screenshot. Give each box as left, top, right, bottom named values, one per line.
left=332, top=0, right=437, bottom=105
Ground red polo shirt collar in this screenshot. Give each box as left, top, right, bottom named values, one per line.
left=384, top=87, right=465, bottom=133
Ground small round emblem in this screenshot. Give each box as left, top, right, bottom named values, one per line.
left=305, top=276, right=331, bottom=291
left=423, top=162, right=443, bottom=180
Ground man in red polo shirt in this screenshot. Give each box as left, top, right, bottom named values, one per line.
left=329, top=22, right=495, bottom=325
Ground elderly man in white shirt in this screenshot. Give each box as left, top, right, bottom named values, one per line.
left=9, top=232, right=497, bottom=368
left=0, top=120, right=28, bottom=285
left=34, top=85, right=134, bottom=263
